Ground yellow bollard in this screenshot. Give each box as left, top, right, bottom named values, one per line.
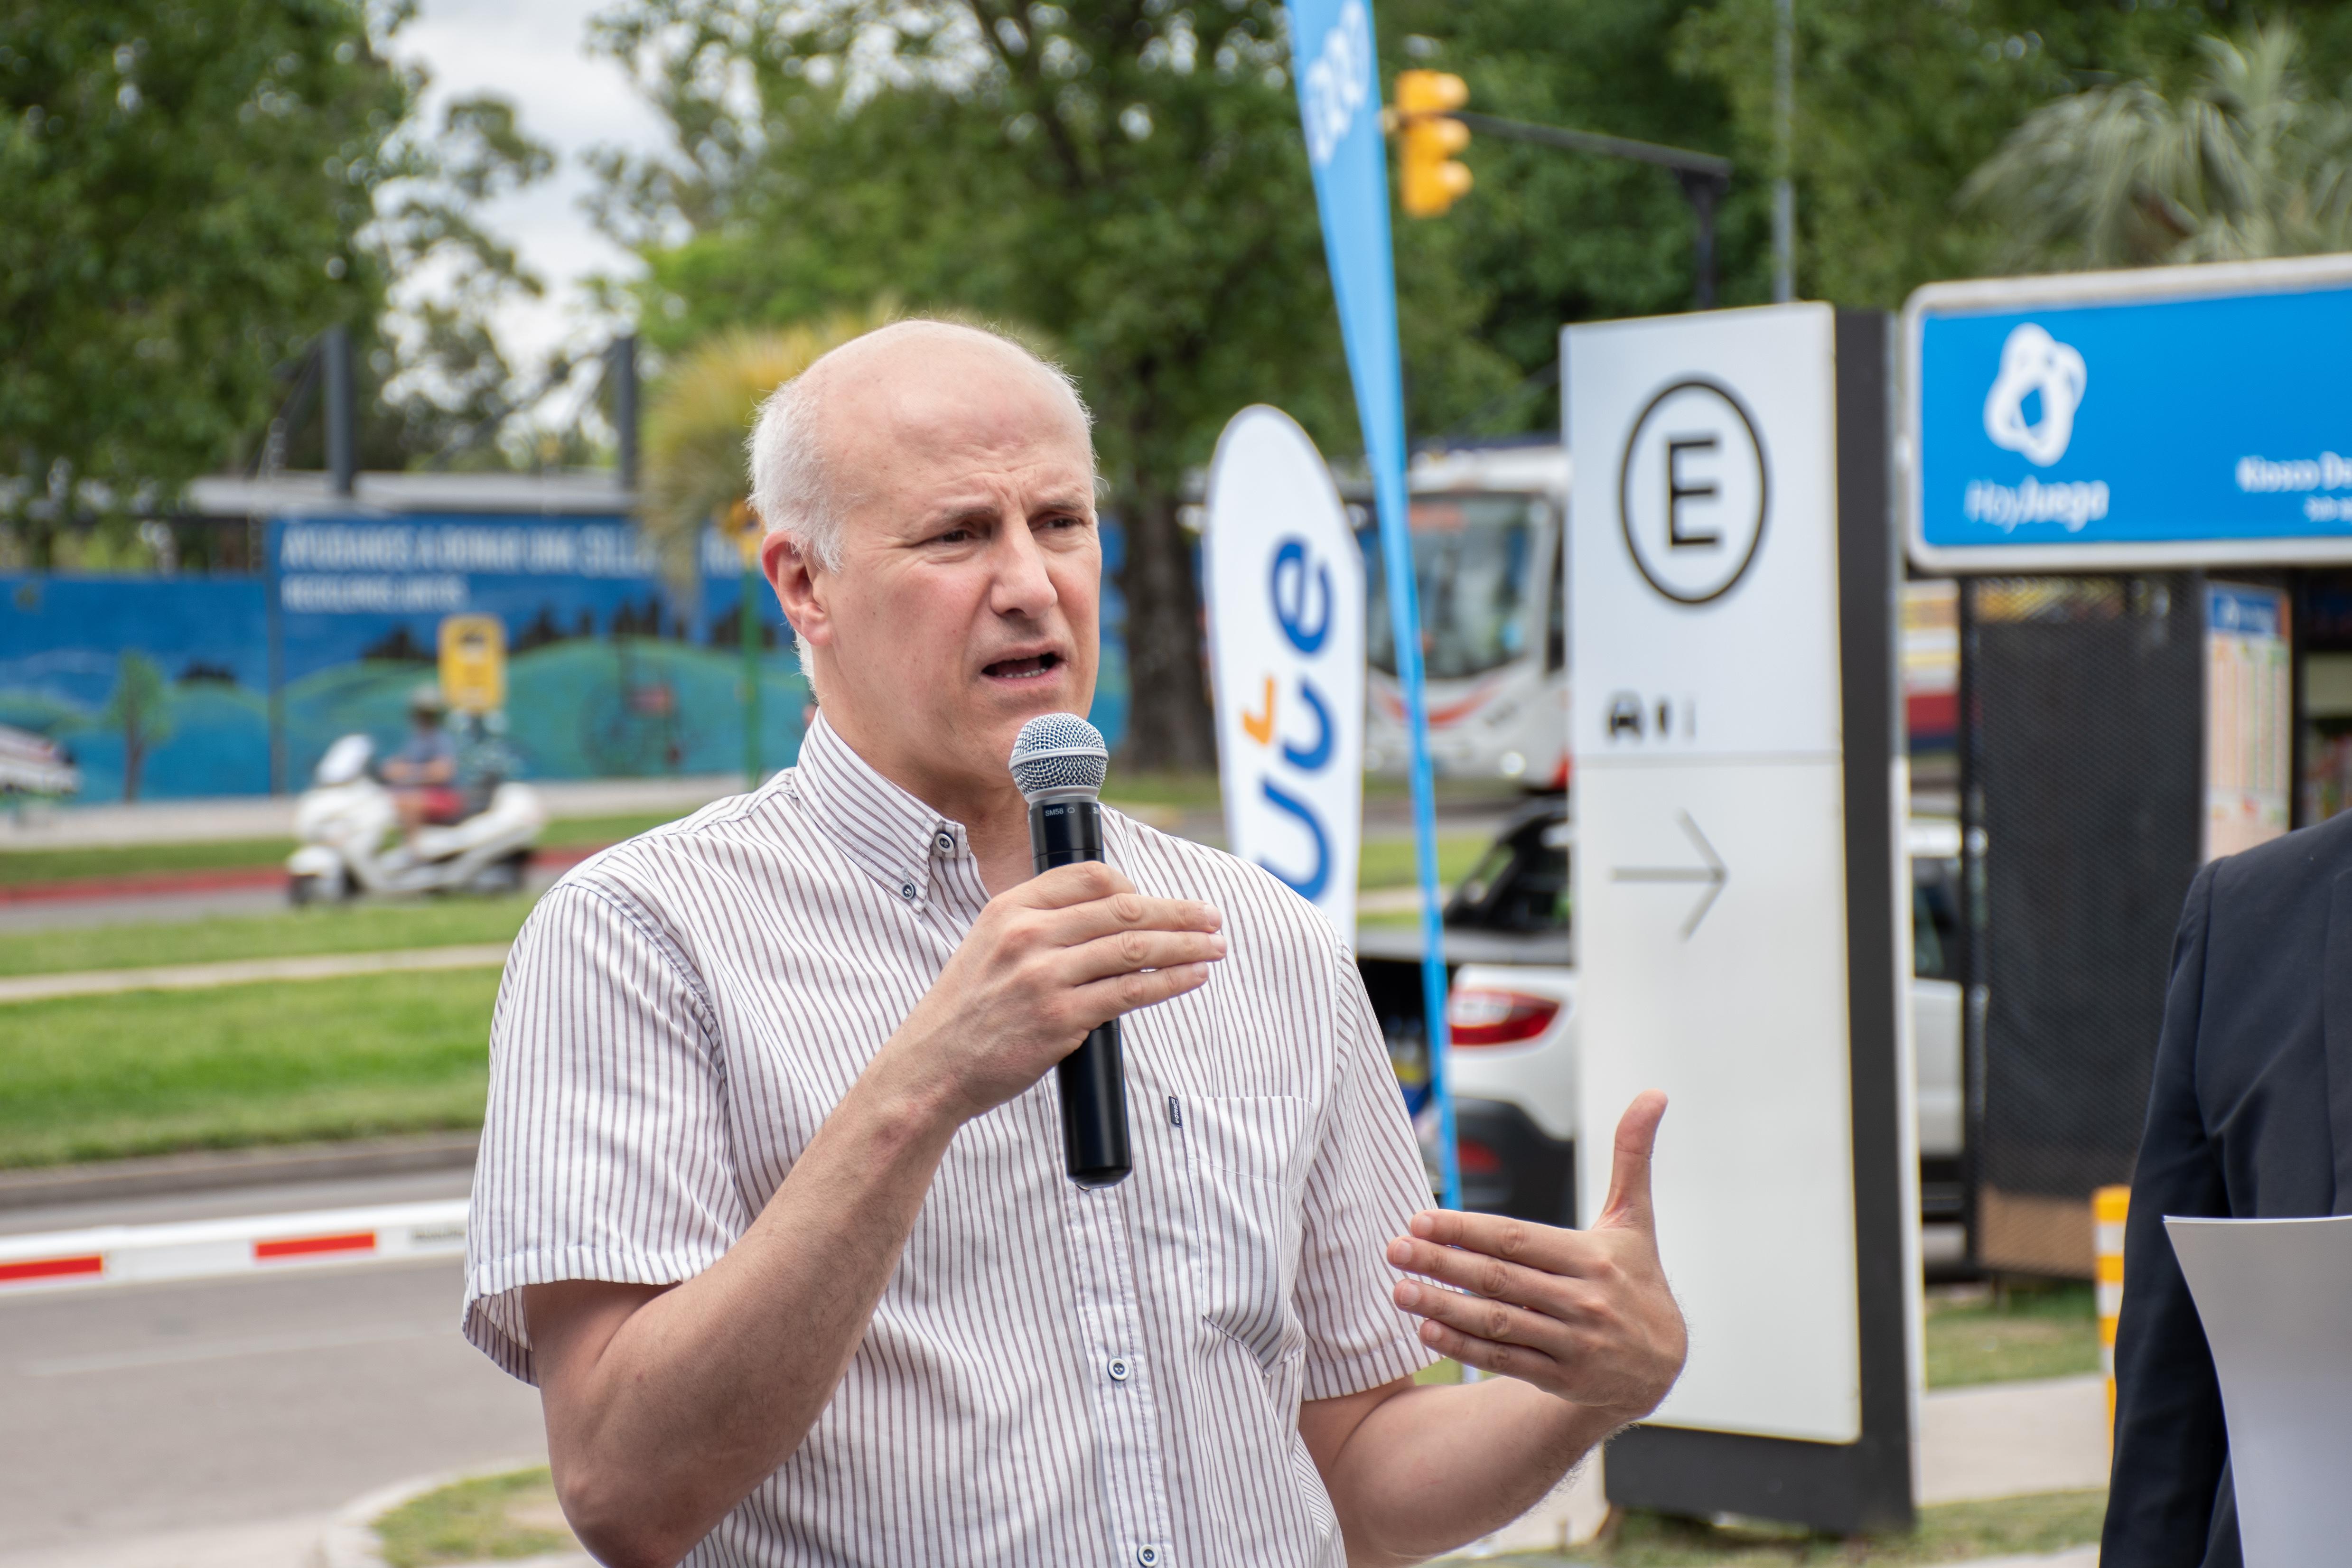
left=2095, top=1184, right=2129, bottom=1437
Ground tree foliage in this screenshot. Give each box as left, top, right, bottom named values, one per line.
left=1673, top=0, right=2352, bottom=309
left=1963, top=21, right=2352, bottom=270
left=0, top=0, right=405, bottom=555
left=589, top=0, right=1514, bottom=767
left=639, top=309, right=893, bottom=587
left=0, top=1, right=560, bottom=565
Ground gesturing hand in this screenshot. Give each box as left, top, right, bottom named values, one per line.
left=1386, top=1091, right=1685, bottom=1423
left=889, top=860, right=1226, bottom=1125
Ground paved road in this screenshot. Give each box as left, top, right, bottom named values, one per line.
left=0, top=1172, right=541, bottom=1566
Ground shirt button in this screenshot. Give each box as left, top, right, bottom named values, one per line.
left=1136, top=1549, right=1160, bottom=1568
left=1107, top=1357, right=1131, bottom=1382
left=898, top=882, right=916, bottom=900
left=934, top=831, right=954, bottom=854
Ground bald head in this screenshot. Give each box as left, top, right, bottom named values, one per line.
left=747, top=319, right=1094, bottom=570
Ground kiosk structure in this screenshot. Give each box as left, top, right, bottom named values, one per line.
left=1907, top=255, right=2352, bottom=1276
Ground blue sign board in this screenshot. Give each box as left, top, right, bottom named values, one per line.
left=1906, top=255, right=2352, bottom=570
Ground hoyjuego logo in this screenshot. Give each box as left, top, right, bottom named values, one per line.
left=1982, top=322, right=2086, bottom=467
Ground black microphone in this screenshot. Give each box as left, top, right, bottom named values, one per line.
left=1009, top=713, right=1132, bottom=1190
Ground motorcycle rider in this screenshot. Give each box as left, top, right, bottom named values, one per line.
left=383, top=685, right=464, bottom=840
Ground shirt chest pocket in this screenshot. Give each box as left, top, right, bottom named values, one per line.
left=1176, top=1093, right=1313, bottom=1371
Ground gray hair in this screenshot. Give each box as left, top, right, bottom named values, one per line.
left=745, top=319, right=1094, bottom=572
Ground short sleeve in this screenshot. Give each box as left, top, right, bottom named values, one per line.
left=462, top=879, right=752, bottom=1383
left=1295, top=951, right=1442, bottom=1401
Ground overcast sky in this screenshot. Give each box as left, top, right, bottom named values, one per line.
left=391, top=0, right=673, bottom=381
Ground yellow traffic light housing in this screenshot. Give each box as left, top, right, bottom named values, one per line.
left=1392, top=70, right=1472, bottom=217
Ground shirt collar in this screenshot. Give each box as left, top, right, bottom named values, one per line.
left=788, top=711, right=970, bottom=910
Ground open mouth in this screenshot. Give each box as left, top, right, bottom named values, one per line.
left=983, top=652, right=1062, bottom=681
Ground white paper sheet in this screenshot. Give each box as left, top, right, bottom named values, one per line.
left=2165, top=1213, right=2352, bottom=1566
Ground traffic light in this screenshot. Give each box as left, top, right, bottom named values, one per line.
left=1392, top=70, right=1472, bottom=217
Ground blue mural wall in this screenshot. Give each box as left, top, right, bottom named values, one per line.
left=0, top=576, right=272, bottom=802
left=0, top=512, right=1133, bottom=803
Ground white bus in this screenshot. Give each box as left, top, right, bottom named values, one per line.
left=1359, top=440, right=1570, bottom=790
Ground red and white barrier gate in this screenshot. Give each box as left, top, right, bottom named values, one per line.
left=0, top=1200, right=469, bottom=1293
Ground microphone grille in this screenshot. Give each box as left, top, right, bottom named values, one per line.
left=1008, top=713, right=1108, bottom=800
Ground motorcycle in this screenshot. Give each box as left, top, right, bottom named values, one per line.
left=287, top=732, right=546, bottom=905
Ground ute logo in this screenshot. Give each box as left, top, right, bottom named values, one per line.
left=1982, top=323, right=2087, bottom=467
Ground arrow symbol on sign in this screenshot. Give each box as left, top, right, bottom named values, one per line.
left=1611, top=810, right=1728, bottom=938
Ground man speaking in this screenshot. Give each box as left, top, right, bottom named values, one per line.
left=463, top=320, right=1684, bottom=1567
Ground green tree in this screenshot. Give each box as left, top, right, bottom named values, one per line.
left=0, top=0, right=404, bottom=560
left=1671, top=0, right=2352, bottom=310
left=589, top=0, right=1513, bottom=769
left=1962, top=21, right=2352, bottom=271
left=100, top=650, right=174, bottom=802
left=0, top=2, right=560, bottom=565
left=1380, top=0, right=1751, bottom=434
left=638, top=312, right=891, bottom=586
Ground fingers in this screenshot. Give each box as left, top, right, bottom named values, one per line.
left=1397, top=1207, right=1589, bottom=1278
left=1598, top=1090, right=1668, bottom=1232
left=1391, top=1273, right=1570, bottom=1359
left=1015, top=861, right=1137, bottom=909
left=1061, top=924, right=1227, bottom=987
left=1065, top=961, right=1215, bottom=1029
left=1402, top=1301, right=1565, bottom=1385
left=1045, top=891, right=1223, bottom=947
left=1386, top=1226, right=1596, bottom=1307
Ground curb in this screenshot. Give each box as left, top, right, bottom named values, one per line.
left=314, top=1457, right=563, bottom=1568
left=0, top=1132, right=481, bottom=1213
left=0, top=865, right=288, bottom=904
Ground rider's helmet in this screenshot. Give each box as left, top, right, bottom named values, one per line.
left=407, top=684, right=448, bottom=723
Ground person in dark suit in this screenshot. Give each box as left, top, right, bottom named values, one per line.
left=2101, top=807, right=2352, bottom=1566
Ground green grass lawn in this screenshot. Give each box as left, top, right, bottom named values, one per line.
left=0, top=895, right=541, bottom=979
left=375, top=1468, right=576, bottom=1568
left=1925, top=1281, right=2101, bottom=1387
left=0, top=809, right=1512, bottom=1170
left=1357, top=832, right=1491, bottom=891
left=0, top=969, right=498, bottom=1167
left=0, top=836, right=303, bottom=887
left=0, top=810, right=694, bottom=889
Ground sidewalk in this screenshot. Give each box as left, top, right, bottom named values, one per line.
left=1463, top=1374, right=2107, bottom=1559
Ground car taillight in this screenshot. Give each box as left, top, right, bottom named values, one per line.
left=1456, top=1138, right=1503, bottom=1175
left=1446, top=988, right=1560, bottom=1046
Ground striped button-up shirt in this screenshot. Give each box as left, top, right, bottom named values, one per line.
left=464, top=714, right=1435, bottom=1567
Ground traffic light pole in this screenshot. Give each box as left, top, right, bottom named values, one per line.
left=1448, top=110, right=1732, bottom=309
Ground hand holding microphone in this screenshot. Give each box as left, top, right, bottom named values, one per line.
left=879, top=715, right=1224, bottom=1178
left=1010, top=714, right=1137, bottom=1186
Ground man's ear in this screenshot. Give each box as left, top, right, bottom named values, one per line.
left=763, top=530, right=829, bottom=648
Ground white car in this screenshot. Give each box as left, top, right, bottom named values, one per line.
left=1353, top=803, right=1964, bottom=1235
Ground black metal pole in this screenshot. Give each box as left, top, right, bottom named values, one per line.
left=322, top=325, right=356, bottom=497
left=1676, top=172, right=1724, bottom=310
left=612, top=334, right=640, bottom=491
left=1451, top=108, right=1732, bottom=312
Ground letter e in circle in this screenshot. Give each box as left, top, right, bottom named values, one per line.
left=1618, top=379, right=1768, bottom=605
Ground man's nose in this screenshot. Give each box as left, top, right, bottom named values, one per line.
left=989, top=515, right=1059, bottom=618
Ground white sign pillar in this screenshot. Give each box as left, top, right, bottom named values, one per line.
left=1568, top=305, right=1920, bottom=1531
left=1204, top=407, right=1366, bottom=942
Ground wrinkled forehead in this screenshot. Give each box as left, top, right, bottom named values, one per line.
left=817, top=330, right=1094, bottom=490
